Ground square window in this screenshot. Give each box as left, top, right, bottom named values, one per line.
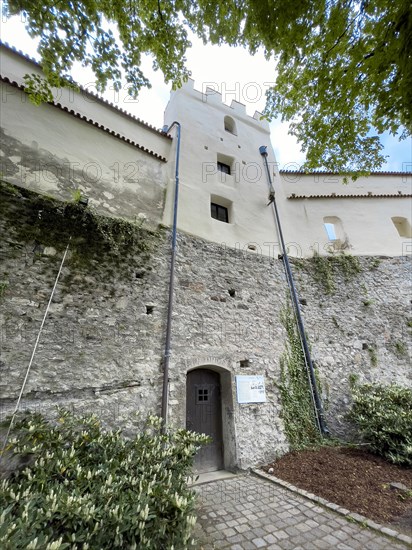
left=197, top=388, right=209, bottom=403
left=217, top=161, right=231, bottom=175
left=211, top=202, right=229, bottom=223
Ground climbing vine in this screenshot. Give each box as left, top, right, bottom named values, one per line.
left=0, top=281, right=9, bottom=300
left=0, top=180, right=163, bottom=283
left=277, top=300, right=322, bottom=449
left=293, top=252, right=362, bottom=294
left=311, top=252, right=362, bottom=294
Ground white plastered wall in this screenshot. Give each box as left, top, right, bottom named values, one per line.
left=278, top=173, right=412, bottom=257
left=0, top=46, right=172, bottom=226
left=162, top=79, right=412, bottom=258
left=163, top=79, right=282, bottom=257
left=0, top=44, right=171, bottom=160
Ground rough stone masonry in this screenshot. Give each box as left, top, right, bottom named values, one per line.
left=0, top=184, right=411, bottom=469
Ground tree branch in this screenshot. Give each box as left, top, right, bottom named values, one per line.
left=324, top=9, right=364, bottom=59
left=157, top=0, right=163, bottom=21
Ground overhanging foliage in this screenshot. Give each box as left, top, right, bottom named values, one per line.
left=4, top=0, right=411, bottom=174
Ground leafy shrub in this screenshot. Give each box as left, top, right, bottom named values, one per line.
left=0, top=410, right=209, bottom=549
left=348, top=382, right=412, bottom=466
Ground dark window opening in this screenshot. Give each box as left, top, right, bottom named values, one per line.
left=197, top=388, right=209, bottom=402
left=217, top=161, right=231, bottom=175
left=211, top=202, right=229, bottom=223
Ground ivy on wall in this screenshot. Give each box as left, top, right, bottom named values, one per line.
left=0, top=180, right=164, bottom=284
left=277, top=300, right=322, bottom=449
left=292, top=252, right=362, bottom=294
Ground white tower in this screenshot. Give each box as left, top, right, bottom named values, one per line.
left=163, top=80, right=281, bottom=257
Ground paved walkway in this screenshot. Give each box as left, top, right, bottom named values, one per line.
left=193, top=474, right=410, bottom=549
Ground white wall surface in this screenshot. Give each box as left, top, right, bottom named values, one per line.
left=163, top=80, right=412, bottom=258
left=0, top=45, right=172, bottom=226
left=278, top=173, right=412, bottom=257
left=0, top=44, right=171, bottom=160
left=2, top=44, right=411, bottom=256
left=163, top=79, right=282, bottom=256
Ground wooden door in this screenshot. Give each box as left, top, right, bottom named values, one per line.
left=186, top=369, right=223, bottom=473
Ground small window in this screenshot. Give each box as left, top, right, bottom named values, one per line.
left=216, top=153, right=234, bottom=179
left=217, top=161, right=231, bottom=175
left=324, top=222, right=337, bottom=241
left=392, top=217, right=412, bottom=238
left=197, top=387, right=209, bottom=403
left=224, top=116, right=237, bottom=135
left=211, top=202, right=229, bottom=223
left=323, top=216, right=348, bottom=250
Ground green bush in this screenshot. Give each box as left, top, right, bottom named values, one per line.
left=0, top=410, right=209, bottom=549
left=349, top=382, right=412, bottom=466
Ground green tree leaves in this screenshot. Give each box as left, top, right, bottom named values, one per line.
left=3, top=1, right=411, bottom=173
left=264, top=0, right=411, bottom=174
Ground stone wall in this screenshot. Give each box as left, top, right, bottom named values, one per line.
left=167, top=233, right=289, bottom=469
left=291, top=255, right=412, bottom=437
left=1, top=182, right=411, bottom=469
left=0, top=182, right=169, bottom=435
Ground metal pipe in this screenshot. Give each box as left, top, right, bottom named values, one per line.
left=259, top=146, right=329, bottom=436
left=161, top=121, right=181, bottom=424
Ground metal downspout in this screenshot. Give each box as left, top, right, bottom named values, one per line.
left=259, top=146, right=329, bottom=436
left=161, top=121, right=181, bottom=424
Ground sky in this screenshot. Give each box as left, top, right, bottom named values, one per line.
left=1, top=13, right=411, bottom=172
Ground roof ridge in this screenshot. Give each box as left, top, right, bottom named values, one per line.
left=0, top=41, right=171, bottom=139
left=280, top=170, right=412, bottom=175
left=0, top=76, right=167, bottom=162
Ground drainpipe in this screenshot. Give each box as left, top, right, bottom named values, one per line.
left=259, top=146, right=329, bottom=436
left=161, top=121, right=181, bottom=424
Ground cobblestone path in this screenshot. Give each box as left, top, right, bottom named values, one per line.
left=193, top=474, right=410, bottom=549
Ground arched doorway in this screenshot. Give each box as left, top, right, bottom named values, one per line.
left=186, top=368, right=224, bottom=473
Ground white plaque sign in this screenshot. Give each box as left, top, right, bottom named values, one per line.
left=236, top=375, right=266, bottom=404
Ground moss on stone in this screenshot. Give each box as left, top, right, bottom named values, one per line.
left=0, top=180, right=163, bottom=287
left=291, top=252, right=362, bottom=294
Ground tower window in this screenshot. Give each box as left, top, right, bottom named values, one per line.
left=216, top=153, right=234, bottom=178
left=217, top=161, right=231, bottom=175
left=211, top=202, right=229, bottom=223
left=224, top=116, right=237, bottom=135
